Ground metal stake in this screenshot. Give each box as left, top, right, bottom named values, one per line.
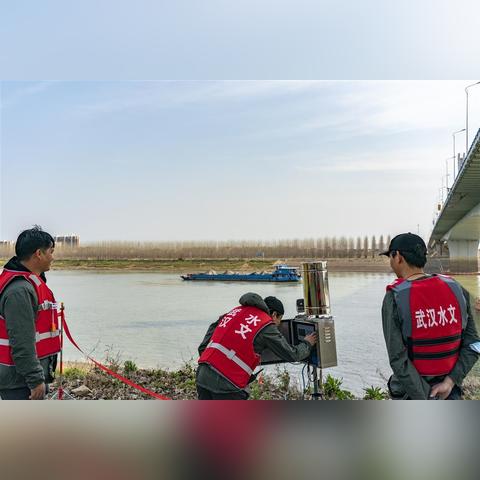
left=50, top=303, right=74, bottom=400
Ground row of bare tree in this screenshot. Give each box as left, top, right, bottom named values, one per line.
left=0, top=236, right=392, bottom=260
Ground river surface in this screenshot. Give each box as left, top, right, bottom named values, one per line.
left=47, top=271, right=480, bottom=397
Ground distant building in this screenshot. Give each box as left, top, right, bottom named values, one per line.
left=55, top=235, right=80, bottom=247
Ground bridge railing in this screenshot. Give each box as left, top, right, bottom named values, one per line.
left=457, top=127, right=480, bottom=184
left=441, top=127, right=480, bottom=208
left=429, top=127, right=480, bottom=243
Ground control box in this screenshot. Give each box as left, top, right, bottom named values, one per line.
left=260, top=319, right=293, bottom=365
left=260, top=315, right=337, bottom=368
left=304, top=315, right=337, bottom=368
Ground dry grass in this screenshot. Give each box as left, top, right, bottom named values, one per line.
left=462, top=376, right=480, bottom=400
left=42, top=257, right=391, bottom=273
left=51, top=361, right=480, bottom=400
left=0, top=236, right=392, bottom=261
left=51, top=362, right=305, bottom=400
left=0, top=235, right=394, bottom=274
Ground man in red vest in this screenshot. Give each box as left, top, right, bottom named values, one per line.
left=381, top=233, right=480, bottom=400
left=196, top=292, right=317, bottom=399
left=0, top=226, right=60, bottom=400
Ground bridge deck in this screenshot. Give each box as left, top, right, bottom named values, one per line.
left=429, top=128, right=480, bottom=245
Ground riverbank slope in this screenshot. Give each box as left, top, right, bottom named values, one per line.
left=51, top=361, right=480, bottom=400
left=30, top=257, right=393, bottom=273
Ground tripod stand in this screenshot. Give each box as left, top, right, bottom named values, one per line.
left=310, top=364, right=324, bottom=400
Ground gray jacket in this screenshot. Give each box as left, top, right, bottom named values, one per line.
left=0, top=277, right=56, bottom=390
left=382, top=281, right=479, bottom=399
left=196, top=292, right=312, bottom=393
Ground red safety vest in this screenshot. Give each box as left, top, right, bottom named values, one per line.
left=0, top=269, right=61, bottom=366
left=198, top=305, right=273, bottom=389
left=387, top=274, right=467, bottom=376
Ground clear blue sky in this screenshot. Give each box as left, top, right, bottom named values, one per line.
left=1, top=80, right=478, bottom=242
left=1, top=1, right=480, bottom=80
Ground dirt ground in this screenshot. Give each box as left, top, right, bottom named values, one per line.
left=49, top=361, right=480, bottom=400
left=43, top=257, right=392, bottom=273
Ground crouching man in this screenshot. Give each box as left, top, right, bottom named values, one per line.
left=196, top=292, right=317, bottom=400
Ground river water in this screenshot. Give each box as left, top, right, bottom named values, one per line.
left=47, top=271, right=480, bottom=397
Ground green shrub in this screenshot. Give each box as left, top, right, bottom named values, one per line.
left=276, top=368, right=291, bottom=392
left=322, top=374, right=355, bottom=400
left=249, top=381, right=273, bottom=400
left=63, top=367, right=86, bottom=380
left=363, top=386, right=388, bottom=400
left=123, top=360, right=138, bottom=374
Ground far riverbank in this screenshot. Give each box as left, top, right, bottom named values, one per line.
left=11, top=257, right=392, bottom=273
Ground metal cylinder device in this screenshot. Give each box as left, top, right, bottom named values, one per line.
left=302, top=261, right=331, bottom=316
left=260, top=260, right=337, bottom=372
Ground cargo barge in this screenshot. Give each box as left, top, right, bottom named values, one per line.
left=181, top=264, right=301, bottom=282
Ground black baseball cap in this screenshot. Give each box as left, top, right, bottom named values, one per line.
left=379, top=233, right=427, bottom=257
left=264, top=296, right=285, bottom=316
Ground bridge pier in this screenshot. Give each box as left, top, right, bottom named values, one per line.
left=447, top=239, right=479, bottom=273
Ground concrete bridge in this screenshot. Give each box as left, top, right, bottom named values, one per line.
left=429, top=128, right=480, bottom=273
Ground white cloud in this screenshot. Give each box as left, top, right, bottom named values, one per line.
left=295, top=81, right=470, bottom=139
left=76, top=80, right=328, bottom=117
left=2, top=81, right=56, bottom=108
left=292, top=146, right=445, bottom=174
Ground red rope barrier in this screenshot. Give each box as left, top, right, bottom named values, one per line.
left=60, top=309, right=171, bottom=400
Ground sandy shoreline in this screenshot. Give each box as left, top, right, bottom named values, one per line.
left=36, top=257, right=393, bottom=273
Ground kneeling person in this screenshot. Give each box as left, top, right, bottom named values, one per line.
left=196, top=292, right=317, bottom=400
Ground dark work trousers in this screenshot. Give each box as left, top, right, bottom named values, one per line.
left=0, top=387, right=31, bottom=400
left=0, top=385, right=49, bottom=400
left=388, top=376, right=463, bottom=400
left=197, top=385, right=249, bottom=400
left=444, top=385, right=463, bottom=400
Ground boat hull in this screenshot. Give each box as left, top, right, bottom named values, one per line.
left=181, top=264, right=301, bottom=282
left=181, top=274, right=300, bottom=282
